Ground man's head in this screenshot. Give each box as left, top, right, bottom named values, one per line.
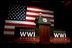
left=39, top=13, right=42, bottom=17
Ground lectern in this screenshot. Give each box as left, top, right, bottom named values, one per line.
left=36, top=17, right=51, bottom=44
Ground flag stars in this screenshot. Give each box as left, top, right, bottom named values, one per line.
left=20, top=18, right=22, bottom=20
left=11, top=18, right=13, bottom=19
left=7, top=5, right=26, bottom=21
left=14, top=18, right=16, bottom=19
left=23, top=19, right=25, bottom=20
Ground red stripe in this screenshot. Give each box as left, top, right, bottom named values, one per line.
left=28, top=6, right=45, bottom=10
left=27, top=10, right=53, bottom=15
left=4, top=28, right=14, bottom=32
left=43, top=17, right=54, bottom=19
left=26, top=14, right=40, bottom=17
left=26, top=19, right=35, bottom=22
left=5, top=23, right=36, bottom=28
left=28, top=6, right=53, bottom=12
left=26, top=15, right=54, bottom=19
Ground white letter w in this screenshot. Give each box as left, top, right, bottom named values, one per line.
left=20, top=32, right=26, bottom=37
left=54, top=33, right=59, bottom=38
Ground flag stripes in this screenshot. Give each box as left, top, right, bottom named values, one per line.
left=4, top=5, right=54, bottom=36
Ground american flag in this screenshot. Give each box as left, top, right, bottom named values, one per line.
left=4, top=4, right=54, bottom=36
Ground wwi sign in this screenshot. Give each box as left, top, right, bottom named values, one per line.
left=14, top=27, right=40, bottom=43
left=20, top=29, right=35, bottom=37
left=53, top=31, right=66, bottom=38
left=50, top=30, right=70, bottom=43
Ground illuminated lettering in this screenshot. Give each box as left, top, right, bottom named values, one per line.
left=54, top=33, right=60, bottom=37
left=20, top=32, right=35, bottom=37
left=20, top=32, right=26, bottom=37
left=27, top=32, right=35, bottom=37
left=60, top=33, right=66, bottom=38
left=54, top=33, right=66, bottom=38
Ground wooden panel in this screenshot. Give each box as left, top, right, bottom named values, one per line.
left=39, top=25, right=50, bottom=44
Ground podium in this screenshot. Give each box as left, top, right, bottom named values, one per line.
left=36, top=17, right=51, bottom=44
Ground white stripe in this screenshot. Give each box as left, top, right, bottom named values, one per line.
left=4, top=31, right=14, bottom=35
left=5, top=20, right=54, bottom=26
left=50, top=19, right=54, bottom=22
left=4, top=25, right=15, bottom=29
left=27, top=12, right=54, bottom=17
left=27, top=8, right=54, bottom=13
left=5, top=20, right=36, bottom=25
left=26, top=17, right=35, bottom=20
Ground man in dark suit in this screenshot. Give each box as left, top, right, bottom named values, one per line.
left=35, top=13, right=43, bottom=28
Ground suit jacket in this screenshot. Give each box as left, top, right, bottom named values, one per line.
left=35, top=17, right=43, bottom=24
left=35, top=17, right=43, bottom=28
